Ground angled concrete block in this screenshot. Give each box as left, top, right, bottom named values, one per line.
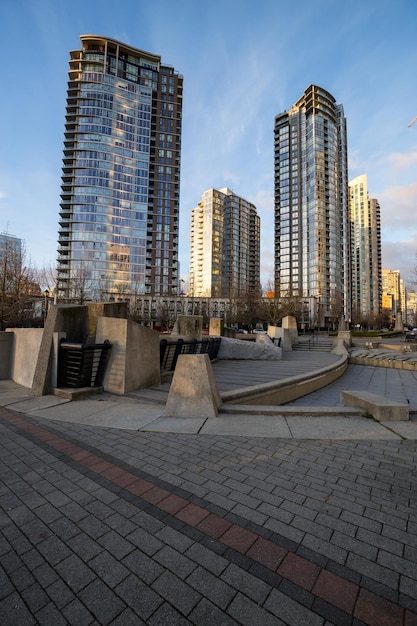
left=331, top=338, right=349, bottom=355
left=340, top=390, right=409, bottom=421
left=164, top=354, right=221, bottom=418
left=96, top=318, right=160, bottom=395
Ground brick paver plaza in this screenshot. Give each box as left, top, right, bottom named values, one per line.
left=1, top=342, right=417, bottom=625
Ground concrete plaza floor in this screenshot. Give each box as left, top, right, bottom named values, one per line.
left=1, top=348, right=417, bottom=624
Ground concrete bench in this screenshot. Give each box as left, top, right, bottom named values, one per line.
left=340, top=390, right=409, bottom=421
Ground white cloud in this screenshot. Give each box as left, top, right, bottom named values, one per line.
left=379, top=181, right=417, bottom=233
left=382, top=239, right=417, bottom=287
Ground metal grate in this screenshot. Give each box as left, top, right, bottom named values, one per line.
left=58, top=341, right=111, bottom=388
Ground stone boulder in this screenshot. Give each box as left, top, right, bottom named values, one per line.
left=217, top=336, right=282, bottom=360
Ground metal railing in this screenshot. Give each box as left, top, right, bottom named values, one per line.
left=58, top=341, right=112, bottom=388
left=160, top=337, right=221, bottom=372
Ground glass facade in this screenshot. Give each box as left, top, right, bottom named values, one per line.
left=349, top=174, right=382, bottom=319
left=57, top=36, right=182, bottom=301
left=0, top=233, right=22, bottom=263
left=274, top=85, right=350, bottom=325
left=190, top=188, right=260, bottom=298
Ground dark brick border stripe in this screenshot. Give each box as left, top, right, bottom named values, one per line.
left=1, top=407, right=416, bottom=626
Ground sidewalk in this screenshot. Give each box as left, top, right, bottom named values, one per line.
left=0, top=352, right=416, bottom=439
left=1, top=353, right=417, bottom=624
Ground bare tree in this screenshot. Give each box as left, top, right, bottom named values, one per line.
left=69, top=263, right=93, bottom=304
left=236, top=288, right=268, bottom=330
left=0, top=239, right=38, bottom=329
left=34, top=262, right=57, bottom=300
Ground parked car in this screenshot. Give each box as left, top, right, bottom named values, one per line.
left=253, top=328, right=267, bottom=334
left=405, top=330, right=417, bottom=342
left=236, top=329, right=248, bottom=334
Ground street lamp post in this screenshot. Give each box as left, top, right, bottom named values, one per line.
left=43, top=289, right=50, bottom=326
left=302, top=301, right=309, bottom=334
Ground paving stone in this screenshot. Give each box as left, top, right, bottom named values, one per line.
left=151, top=570, right=201, bottom=616
left=155, top=525, right=195, bottom=552
left=0, top=563, right=15, bottom=599
left=221, top=562, right=272, bottom=604
left=264, top=587, right=324, bottom=626
left=301, top=533, right=348, bottom=565
left=48, top=516, right=80, bottom=541
left=8, top=565, right=36, bottom=593
left=61, top=598, right=95, bottom=625
left=187, top=566, right=237, bottom=609
left=60, top=500, right=89, bottom=522
left=346, top=552, right=400, bottom=590
left=35, top=601, right=69, bottom=625
left=20, top=583, right=50, bottom=614
left=278, top=552, right=321, bottom=590
left=125, top=527, right=164, bottom=555
left=1, top=550, right=23, bottom=575
left=77, top=579, right=125, bottom=623
left=264, top=517, right=305, bottom=544
left=36, top=534, right=72, bottom=566
left=77, top=514, right=111, bottom=540
left=66, top=532, right=103, bottom=562
left=185, top=542, right=229, bottom=576
left=227, top=591, right=286, bottom=626
left=55, top=553, right=96, bottom=592
left=189, top=598, right=241, bottom=626
left=0, top=592, right=37, bottom=626
left=109, top=607, right=147, bottom=625
left=103, top=512, right=138, bottom=536
left=45, top=577, right=75, bottom=609
left=147, top=601, right=194, bottom=625
left=154, top=545, right=197, bottom=579
left=229, top=503, right=268, bottom=526
left=377, top=549, right=417, bottom=579
left=354, top=587, right=404, bottom=626
left=96, top=530, right=134, bottom=560
left=115, top=573, right=163, bottom=621
left=122, top=549, right=164, bottom=585
left=331, top=530, right=378, bottom=560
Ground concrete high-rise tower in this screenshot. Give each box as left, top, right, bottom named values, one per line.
left=274, top=85, right=350, bottom=327
left=190, top=188, right=260, bottom=298
left=57, top=35, right=183, bottom=301
left=349, top=174, right=382, bottom=322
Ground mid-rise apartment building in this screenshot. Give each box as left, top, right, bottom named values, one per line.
left=57, top=35, right=183, bottom=301
left=190, top=188, right=260, bottom=298
left=382, top=268, right=407, bottom=327
left=0, top=232, right=22, bottom=263
left=274, top=85, right=350, bottom=327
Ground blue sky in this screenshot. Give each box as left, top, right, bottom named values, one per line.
left=1, top=0, right=417, bottom=288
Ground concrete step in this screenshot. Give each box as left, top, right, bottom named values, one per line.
left=293, top=339, right=334, bottom=352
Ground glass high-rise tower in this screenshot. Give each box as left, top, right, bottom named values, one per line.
left=274, top=85, right=350, bottom=327
left=349, top=174, right=381, bottom=321
left=57, top=35, right=183, bottom=302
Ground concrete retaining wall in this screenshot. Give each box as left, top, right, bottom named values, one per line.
left=221, top=354, right=348, bottom=406
left=96, top=318, right=161, bottom=395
